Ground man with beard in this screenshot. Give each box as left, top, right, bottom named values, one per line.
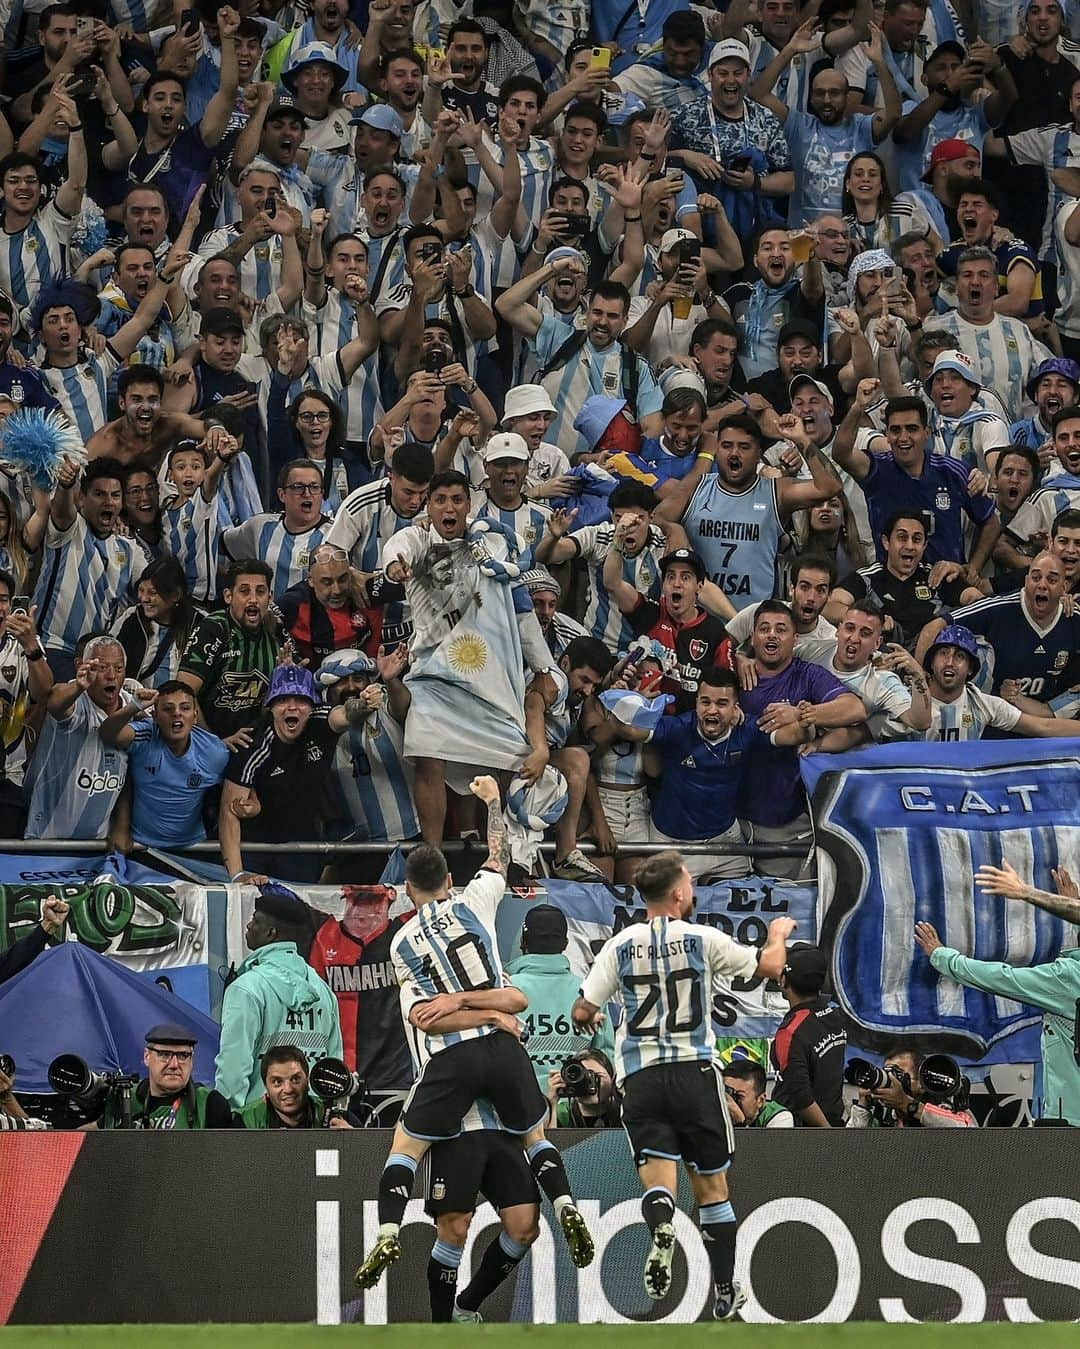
left=190, top=164, right=304, bottom=309
left=179, top=558, right=278, bottom=741
left=934, top=249, right=1053, bottom=422
left=639, top=666, right=808, bottom=880
left=724, top=554, right=838, bottom=667
left=910, top=622, right=1079, bottom=739
left=893, top=41, right=1017, bottom=193
left=424, top=19, right=501, bottom=132
left=832, top=378, right=1000, bottom=570
left=827, top=510, right=981, bottom=644
left=739, top=601, right=863, bottom=876
left=1011, top=358, right=1080, bottom=449
left=499, top=267, right=663, bottom=457
left=228, top=88, right=315, bottom=223
left=518, top=568, right=589, bottom=657
left=753, top=20, right=899, bottom=227
left=88, top=366, right=208, bottom=468
left=33, top=459, right=148, bottom=679
left=219, top=663, right=368, bottom=884
left=1000, top=408, right=1080, bottom=562
left=102, top=10, right=240, bottom=227
left=656, top=414, right=844, bottom=607
left=721, top=227, right=824, bottom=380
left=282, top=545, right=402, bottom=667
left=613, top=11, right=712, bottom=113
left=378, top=49, right=429, bottom=158
left=816, top=598, right=931, bottom=739
left=895, top=138, right=981, bottom=245
left=25, top=635, right=149, bottom=841
left=937, top=181, right=1042, bottom=319
left=605, top=544, right=731, bottom=709
left=918, top=550, right=1080, bottom=696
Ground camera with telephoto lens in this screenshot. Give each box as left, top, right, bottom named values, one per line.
left=560, top=1058, right=600, bottom=1099
left=0, top=1053, right=15, bottom=1078
left=845, top=1053, right=965, bottom=1104
left=48, top=1054, right=140, bottom=1100
left=309, top=1056, right=364, bottom=1126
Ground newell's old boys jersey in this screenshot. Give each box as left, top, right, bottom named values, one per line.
left=580, top=915, right=760, bottom=1083
left=392, top=869, right=506, bottom=1062
left=684, top=472, right=782, bottom=606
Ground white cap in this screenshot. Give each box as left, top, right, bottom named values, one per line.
left=503, top=384, right=557, bottom=420
left=659, top=227, right=698, bottom=253
left=661, top=366, right=708, bottom=397
left=926, top=349, right=981, bottom=389
left=788, top=374, right=834, bottom=409
left=709, top=38, right=751, bottom=68
left=482, top=431, right=530, bottom=463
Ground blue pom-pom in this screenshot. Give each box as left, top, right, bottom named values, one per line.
left=0, top=409, right=86, bottom=490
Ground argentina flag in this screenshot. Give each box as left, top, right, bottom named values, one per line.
left=802, top=741, right=1080, bottom=1061
left=402, top=530, right=531, bottom=792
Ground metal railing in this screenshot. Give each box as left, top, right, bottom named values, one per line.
left=3, top=839, right=810, bottom=858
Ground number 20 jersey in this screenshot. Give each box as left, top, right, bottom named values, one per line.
left=391, top=868, right=506, bottom=1065
left=581, top=916, right=760, bottom=1083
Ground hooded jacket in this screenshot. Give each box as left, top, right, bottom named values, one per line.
left=505, top=951, right=615, bottom=1090
left=215, top=941, right=344, bottom=1108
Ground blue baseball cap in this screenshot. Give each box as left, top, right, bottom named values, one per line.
left=350, top=104, right=404, bottom=137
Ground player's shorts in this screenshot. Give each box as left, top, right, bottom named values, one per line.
left=401, top=1032, right=549, bottom=1142
left=426, top=1129, right=540, bottom=1216
left=621, top=1060, right=734, bottom=1173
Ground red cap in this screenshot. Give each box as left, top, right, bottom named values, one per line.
left=921, top=138, right=980, bottom=183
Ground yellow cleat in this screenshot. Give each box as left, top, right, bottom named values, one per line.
left=559, top=1203, right=595, bottom=1268
left=354, top=1233, right=402, bottom=1289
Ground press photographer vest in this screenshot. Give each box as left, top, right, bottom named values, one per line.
left=239, top=1095, right=328, bottom=1129
left=101, top=1080, right=212, bottom=1130
left=750, top=1099, right=790, bottom=1128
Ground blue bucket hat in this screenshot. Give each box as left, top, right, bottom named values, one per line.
left=267, top=663, right=321, bottom=705
left=1026, top=356, right=1080, bottom=402
left=924, top=623, right=980, bottom=678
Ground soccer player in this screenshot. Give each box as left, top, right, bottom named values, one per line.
left=572, top=850, right=795, bottom=1318
left=354, top=775, right=594, bottom=1290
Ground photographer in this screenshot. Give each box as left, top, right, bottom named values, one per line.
left=84, top=1024, right=235, bottom=1130
left=506, top=905, right=614, bottom=1090
left=546, top=1049, right=621, bottom=1129
left=0, top=1059, right=48, bottom=1130
left=238, top=1046, right=357, bottom=1129
left=847, top=1042, right=976, bottom=1128
left=723, top=1060, right=794, bottom=1129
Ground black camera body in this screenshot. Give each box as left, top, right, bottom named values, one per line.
left=560, top=1058, right=600, bottom=1099
left=559, top=214, right=591, bottom=240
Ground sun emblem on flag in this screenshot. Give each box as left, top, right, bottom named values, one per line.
left=448, top=633, right=488, bottom=673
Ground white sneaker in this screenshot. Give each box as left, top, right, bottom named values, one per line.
left=553, top=847, right=604, bottom=881
left=451, top=1304, right=482, bottom=1323
left=713, top=1282, right=747, bottom=1321
left=643, top=1221, right=677, bottom=1300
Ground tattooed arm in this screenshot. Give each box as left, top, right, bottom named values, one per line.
left=469, top=774, right=509, bottom=877
left=976, top=861, right=1080, bottom=926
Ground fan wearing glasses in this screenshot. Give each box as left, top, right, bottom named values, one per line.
left=222, top=458, right=333, bottom=601
left=85, top=1024, right=236, bottom=1130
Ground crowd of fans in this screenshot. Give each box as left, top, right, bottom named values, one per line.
left=0, top=0, right=1079, bottom=887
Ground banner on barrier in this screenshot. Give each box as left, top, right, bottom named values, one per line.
left=4, top=1130, right=1080, bottom=1325
left=802, top=740, right=1080, bottom=1061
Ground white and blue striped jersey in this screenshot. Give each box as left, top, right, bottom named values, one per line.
left=932, top=311, right=1053, bottom=422
left=594, top=736, right=646, bottom=787
left=192, top=223, right=284, bottom=303
left=580, top=915, right=760, bottom=1083
left=469, top=491, right=550, bottom=570
left=307, top=154, right=422, bottom=241
left=162, top=489, right=221, bottom=605
left=0, top=202, right=75, bottom=323
left=221, top=512, right=331, bottom=600
left=34, top=516, right=148, bottom=657
left=303, top=288, right=384, bottom=442
left=326, top=478, right=417, bottom=572
left=41, top=346, right=121, bottom=445
left=329, top=704, right=418, bottom=843
left=24, top=691, right=132, bottom=840
left=374, top=283, right=488, bottom=378
left=570, top=521, right=666, bottom=653
left=471, top=135, right=556, bottom=233
left=824, top=654, right=912, bottom=740
left=1006, top=474, right=1080, bottom=545
left=899, top=686, right=1022, bottom=742
left=1054, top=197, right=1080, bottom=342
left=392, top=868, right=507, bottom=1059
left=1007, top=124, right=1080, bottom=261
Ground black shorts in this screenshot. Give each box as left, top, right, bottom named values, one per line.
left=401, top=1032, right=549, bottom=1142
left=621, top=1060, right=734, bottom=1174
left=426, top=1130, right=540, bottom=1216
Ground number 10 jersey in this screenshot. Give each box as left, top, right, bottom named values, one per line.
left=581, top=915, right=761, bottom=1083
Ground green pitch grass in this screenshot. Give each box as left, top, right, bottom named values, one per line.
left=2, top=1327, right=1077, bottom=1348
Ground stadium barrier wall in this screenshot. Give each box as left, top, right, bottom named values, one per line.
left=3, top=1129, right=1079, bottom=1324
